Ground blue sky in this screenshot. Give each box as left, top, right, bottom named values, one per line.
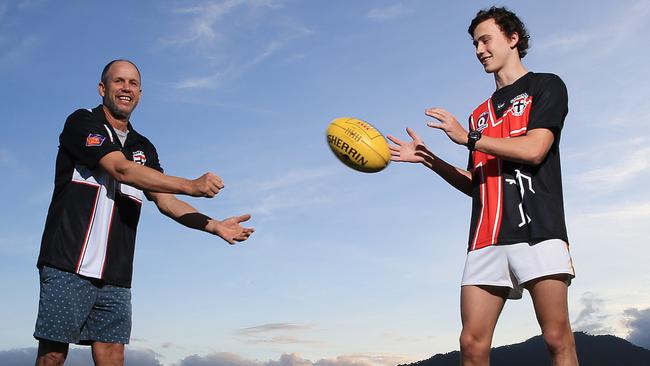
left=1, top=0, right=649, bottom=365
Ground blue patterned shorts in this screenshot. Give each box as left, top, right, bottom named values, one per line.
left=34, top=266, right=132, bottom=345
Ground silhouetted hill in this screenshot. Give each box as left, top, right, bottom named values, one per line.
left=400, top=332, right=650, bottom=366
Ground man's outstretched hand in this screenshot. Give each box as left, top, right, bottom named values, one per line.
left=207, top=214, right=255, bottom=245
left=387, top=128, right=427, bottom=164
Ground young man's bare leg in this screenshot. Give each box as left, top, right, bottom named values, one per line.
left=460, top=285, right=509, bottom=366
left=91, top=342, right=125, bottom=366
left=526, top=275, right=578, bottom=366
left=35, top=340, right=69, bottom=366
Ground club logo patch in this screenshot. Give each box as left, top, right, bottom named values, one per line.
left=132, top=150, right=147, bottom=165
left=510, top=93, right=530, bottom=117
left=86, top=134, right=106, bottom=147
left=476, top=112, right=489, bottom=132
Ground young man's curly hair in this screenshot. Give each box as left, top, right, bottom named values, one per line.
left=468, top=6, right=530, bottom=59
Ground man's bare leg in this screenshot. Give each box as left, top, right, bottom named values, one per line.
left=91, top=342, right=125, bottom=366
left=526, top=275, right=579, bottom=366
left=35, top=340, right=68, bottom=366
left=460, top=285, right=509, bottom=366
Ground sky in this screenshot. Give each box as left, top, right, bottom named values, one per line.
left=1, top=0, right=649, bottom=365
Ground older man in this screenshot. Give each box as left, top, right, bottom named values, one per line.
left=35, top=60, right=254, bottom=366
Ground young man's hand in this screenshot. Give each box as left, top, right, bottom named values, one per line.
left=387, top=128, right=428, bottom=164
left=425, top=108, right=469, bottom=146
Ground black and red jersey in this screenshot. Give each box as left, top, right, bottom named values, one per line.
left=467, top=72, right=569, bottom=252
left=38, top=105, right=163, bottom=287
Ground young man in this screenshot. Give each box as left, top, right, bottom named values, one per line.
left=388, top=7, right=578, bottom=366
left=34, top=60, right=255, bottom=366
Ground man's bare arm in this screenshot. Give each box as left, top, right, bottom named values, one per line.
left=99, top=151, right=223, bottom=197
left=147, top=191, right=254, bottom=244
left=425, top=108, right=555, bottom=165
left=387, top=128, right=473, bottom=196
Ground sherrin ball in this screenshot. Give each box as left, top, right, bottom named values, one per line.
left=326, top=117, right=390, bottom=173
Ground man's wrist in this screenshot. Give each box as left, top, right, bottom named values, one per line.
left=467, top=130, right=482, bottom=151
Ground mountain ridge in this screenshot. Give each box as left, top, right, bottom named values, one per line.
left=399, top=332, right=650, bottom=366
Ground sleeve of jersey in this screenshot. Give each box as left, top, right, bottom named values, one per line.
left=527, top=74, right=568, bottom=134
left=59, top=109, right=121, bottom=170
left=145, top=143, right=164, bottom=174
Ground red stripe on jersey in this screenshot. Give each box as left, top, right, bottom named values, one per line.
left=470, top=98, right=504, bottom=250
left=468, top=94, right=534, bottom=250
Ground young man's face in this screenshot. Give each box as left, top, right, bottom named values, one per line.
left=99, top=61, right=142, bottom=120
left=472, top=18, right=518, bottom=73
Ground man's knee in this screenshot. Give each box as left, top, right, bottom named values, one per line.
left=542, top=326, right=575, bottom=355
left=459, top=331, right=491, bottom=359
left=36, top=340, right=69, bottom=366
left=92, top=342, right=125, bottom=366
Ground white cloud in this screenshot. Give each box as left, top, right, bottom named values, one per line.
left=249, top=191, right=330, bottom=216
left=239, top=323, right=312, bottom=335
left=0, top=347, right=413, bottom=366
left=163, top=1, right=311, bottom=90
left=0, top=34, right=39, bottom=67
left=573, top=200, right=650, bottom=222
left=177, top=352, right=259, bottom=366
left=172, top=70, right=228, bottom=89
left=536, top=0, right=650, bottom=56
left=241, top=167, right=337, bottom=216
left=315, top=353, right=413, bottom=366
left=162, top=0, right=285, bottom=49
left=0, top=347, right=162, bottom=366
left=572, top=292, right=615, bottom=334
left=254, top=168, right=334, bottom=191
left=623, top=307, right=650, bottom=349
left=568, top=133, right=650, bottom=192
left=164, top=0, right=247, bottom=48
left=367, top=2, right=410, bottom=22
left=176, top=352, right=413, bottom=366
left=236, top=323, right=320, bottom=345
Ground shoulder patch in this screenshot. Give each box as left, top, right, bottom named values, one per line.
left=86, top=134, right=106, bottom=147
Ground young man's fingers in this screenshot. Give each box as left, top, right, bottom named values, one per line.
left=386, top=135, right=402, bottom=145
left=406, top=127, right=420, bottom=141
left=427, top=121, right=445, bottom=130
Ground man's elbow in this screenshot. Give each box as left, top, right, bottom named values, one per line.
left=525, top=148, right=549, bottom=166
left=110, top=160, right=134, bottom=183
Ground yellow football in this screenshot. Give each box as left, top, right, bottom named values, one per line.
left=326, top=117, right=390, bottom=173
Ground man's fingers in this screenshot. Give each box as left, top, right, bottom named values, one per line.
left=425, top=108, right=441, bottom=117
left=235, top=214, right=252, bottom=223
left=229, top=227, right=254, bottom=244
left=209, top=175, right=224, bottom=189
left=426, top=108, right=449, bottom=122
left=427, top=121, right=445, bottom=130
left=386, top=135, right=402, bottom=145
left=406, top=127, right=419, bottom=141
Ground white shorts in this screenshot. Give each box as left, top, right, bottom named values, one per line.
left=461, top=239, right=575, bottom=300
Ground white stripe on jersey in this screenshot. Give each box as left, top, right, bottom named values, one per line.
left=71, top=164, right=143, bottom=279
